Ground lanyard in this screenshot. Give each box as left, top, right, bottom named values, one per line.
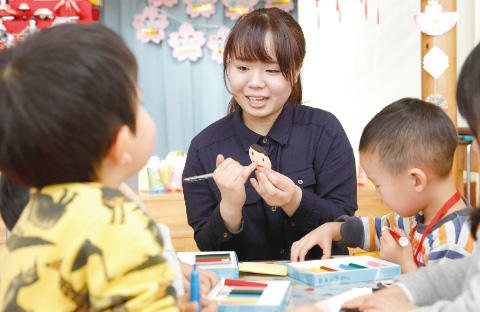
left=410, top=191, right=461, bottom=266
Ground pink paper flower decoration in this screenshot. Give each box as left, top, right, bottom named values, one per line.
left=133, top=6, right=169, bottom=44
left=207, top=26, right=230, bottom=64
left=148, top=0, right=179, bottom=8
left=183, top=0, right=218, bottom=18
left=264, top=0, right=294, bottom=12
left=413, top=1, right=457, bottom=36
left=221, top=0, right=258, bottom=20
left=168, top=23, right=206, bottom=62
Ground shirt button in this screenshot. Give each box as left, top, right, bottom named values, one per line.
left=291, top=222, right=295, bottom=227
left=297, top=179, right=303, bottom=185
left=262, top=137, right=268, bottom=144
left=272, top=206, right=277, bottom=212
left=280, top=249, right=285, bottom=255
left=223, top=232, right=228, bottom=238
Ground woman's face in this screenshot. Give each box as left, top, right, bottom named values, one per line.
left=227, top=33, right=297, bottom=132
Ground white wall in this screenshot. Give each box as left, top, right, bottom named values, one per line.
left=298, top=0, right=479, bottom=161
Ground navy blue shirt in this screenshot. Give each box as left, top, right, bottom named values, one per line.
left=183, top=104, right=357, bottom=261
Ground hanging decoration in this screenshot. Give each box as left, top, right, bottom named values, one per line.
left=221, top=0, right=258, bottom=21
left=414, top=1, right=454, bottom=114
left=425, top=93, right=448, bottom=111
left=133, top=6, right=169, bottom=44
left=413, top=0, right=457, bottom=36
left=423, top=46, right=448, bottom=79
left=168, top=23, right=206, bottom=62
left=315, top=0, right=382, bottom=29
left=264, top=0, right=294, bottom=13
left=207, top=26, right=230, bottom=64
left=148, top=0, right=179, bottom=8
left=184, top=0, right=218, bottom=18
left=0, top=0, right=94, bottom=50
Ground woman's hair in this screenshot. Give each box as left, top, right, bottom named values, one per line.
left=0, top=23, right=138, bottom=188
left=223, top=8, right=306, bottom=113
left=457, top=42, right=480, bottom=239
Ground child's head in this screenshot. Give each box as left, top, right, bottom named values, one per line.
left=223, top=8, right=305, bottom=113
left=0, top=23, right=156, bottom=188
left=359, top=98, right=458, bottom=216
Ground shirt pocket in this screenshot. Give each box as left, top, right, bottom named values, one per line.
left=285, top=167, right=316, bottom=189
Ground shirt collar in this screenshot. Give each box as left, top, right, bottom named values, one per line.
left=232, top=105, right=293, bottom=152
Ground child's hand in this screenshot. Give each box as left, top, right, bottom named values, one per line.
left=178, top=293, right=217, bottom=312
left=180, top=262, right=218, bottom=296
left=290, top=222, right=343, bottom=262
left=250, top=167, right=302, bottom=217
left=341, top=285, right=417, bottom=312
left=215, top=154, right=257, bottom=231
left=380, top=228, right=416, bottom=273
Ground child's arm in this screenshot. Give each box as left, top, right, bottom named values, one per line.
left=290, top=222, right=343, bottom=261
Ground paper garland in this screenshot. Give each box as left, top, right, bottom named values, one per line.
left=207, top=26, right=229, bottom=64
left=413, top=0, right=457, bottom=36
left=168, top=23, right=206, bottom=61
left=148, top=0, right=179, bottom=8
left=184, top=0, right=218, bottom=18
left=133, top=6, right=169, bottom=44
left=264, top=0, right=294, bottom=12
left=221, top=0, right=259, bottom=20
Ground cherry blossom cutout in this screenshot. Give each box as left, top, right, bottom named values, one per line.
left=413, top=0, right=457, bottom=36
left=132, top=6, right=169, bottom=44
left=184, top=0, right=218, bottom=18
left=207, top=26, right=230, bottom=64
left=221, top=0, right=258, bottom=20
left=148, top=0, right=179, bottom=8
left=168, top=23, right=206, bottom=62
left=264, top=0, right=294, bottom=13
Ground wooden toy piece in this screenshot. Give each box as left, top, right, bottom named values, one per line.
left=249, top=144, right=271, bottom=169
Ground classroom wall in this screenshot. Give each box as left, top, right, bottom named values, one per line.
left=298, top=0, right=479, bottom=163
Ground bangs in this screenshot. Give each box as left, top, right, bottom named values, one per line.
left=229, top=28, right=275, bottom=63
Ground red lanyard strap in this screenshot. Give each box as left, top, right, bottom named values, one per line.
left=412, top=191, right=461, bottom=266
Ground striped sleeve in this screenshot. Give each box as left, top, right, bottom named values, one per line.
left=358, top=213, right=414, bottom=251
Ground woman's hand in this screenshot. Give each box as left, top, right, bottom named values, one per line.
left=214, top=154, right=257, bottom=232
left=290, top=222, right=343, bottom=262
left=250, top=167, right=302, bottom=217
left=380, top=228, right=417, bottom=273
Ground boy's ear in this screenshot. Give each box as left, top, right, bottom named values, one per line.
left=108, top=125, right=133, bottom=165
left=409, top=168, right=427, bottom=192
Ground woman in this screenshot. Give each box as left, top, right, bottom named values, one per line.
left=183, top=8, right=357, bottom=261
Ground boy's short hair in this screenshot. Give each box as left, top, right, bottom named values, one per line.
left=0, top=24, right=138, bottom=188
left=359, top=98, right=458, bottom=177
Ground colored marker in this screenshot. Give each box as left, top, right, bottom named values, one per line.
left=348, top=263, right=367, bottom=269
left=339, top=264, right=356, bottom=270
left=319, top=265, right=337, bottom=272
left=389, top=229, right=409, bottom=247
left=224, top=279, right=268, bottom=288
left=190, top=264, right=201, bottom=312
